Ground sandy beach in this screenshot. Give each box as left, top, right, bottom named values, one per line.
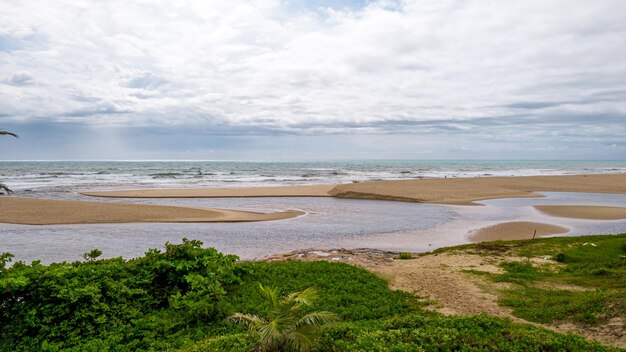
left=7, top=174, right=626, bottom=234
left=468, top=221, right=570, bottom=243
left=82, top=184, right=335, bottom=198
left=0, top=197, right=303, bottom=225
left=535, top=205, right=626, bottom=220
left=329, top=174, right=626, bottom=205
left=83, top=174, right=626, bottom=206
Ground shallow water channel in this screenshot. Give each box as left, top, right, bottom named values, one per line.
left=1, top=192, right=626, bottom=263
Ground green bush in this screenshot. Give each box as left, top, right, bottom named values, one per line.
left=398, top=252, right=413, bottom=260
left=0, top=239, right=239, bottom=351
left=554, top=252, right=569, bottom=262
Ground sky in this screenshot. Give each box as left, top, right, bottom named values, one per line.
left=1, top=0, right=625, bottom=160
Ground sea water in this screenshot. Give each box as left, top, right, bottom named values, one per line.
left=1, top=160, right=626, bottom=192
left=1, top=161, right=626, bottom=263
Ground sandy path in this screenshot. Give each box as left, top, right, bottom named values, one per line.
left=468, top=221, right=570, bottom=242
left=373, top=252, right=512, bottom=317
left=535, top=205, right=626, bottom=220
left=0, top=197, right=303, bottom=225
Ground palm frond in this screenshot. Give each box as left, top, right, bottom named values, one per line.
left=0, top=183, right=13, bottom=194
left=257, top=320, right=283, bottom=349
left=258, top=283, right=280, bottom=310
left=231, top=285, right=337, bottom=352
left=295, top=311, right=338, bottom=328
left=0, top=130, right=18, bottom=138
left=288, top=287, right=318, bottom=307
left=285, top=327, right=316, bottom=352
left=229, top=313, right=266, bottom=330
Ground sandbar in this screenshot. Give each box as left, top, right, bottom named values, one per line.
left=0, top=197, right=304, bottom=225
left=468, top=221, right=569, bottom=242
left=535, top=205, right=626, bottom=220
left=330, top=174, right=626, bottom=205
left=82, top=174, right=626, bottom=206
left=82, top=184, right=335, bottom=198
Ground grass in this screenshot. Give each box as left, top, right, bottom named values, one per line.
left=459, top=234, right=626, bottom=326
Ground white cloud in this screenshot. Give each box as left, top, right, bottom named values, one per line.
left=0, top=0, right=625, bottom=154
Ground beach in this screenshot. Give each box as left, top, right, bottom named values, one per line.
left=3, top=173, right=626, bottom=234
left=329, top=174, right=626, bottom=205
left=0, top=197, right=303, bottom=225
left=535, top=205, right=626, bottom=220
left=82, top=184, right=335, bottom=198
left=83, top=173, right=626, bottom=206
left=468, top=221, right=570, bottom=242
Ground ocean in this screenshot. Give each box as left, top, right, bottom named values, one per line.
left=2, top=160, right=626, bottom=263
left=1, top=160, right=625, bottom=192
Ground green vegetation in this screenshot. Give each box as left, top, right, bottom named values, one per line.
left=462, top=234, right=626, bottom=326
left=230, top=284, right=337, bottom=352
left=398, top=252, right=413, bottom=260
left=0, top=238, right=621, bottom=351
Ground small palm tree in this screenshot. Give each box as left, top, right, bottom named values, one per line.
left=0, top=130, right=18, bottom=194
left=230, top=284, right=337, bottom=352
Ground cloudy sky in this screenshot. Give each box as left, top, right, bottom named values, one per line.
left=1, top=0, right=625, bottom=160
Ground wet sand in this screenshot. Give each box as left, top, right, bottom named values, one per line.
left=469, top=221, right=570, bottom=242
left=0, top=197, right=303, bottom=225
left=329, top=174, right=626, bottom=205
left=83, top=174, right=626, bottom=206
left=82, top=184, right=335, bottom=198
left=535, top=205, right=626, bottom=220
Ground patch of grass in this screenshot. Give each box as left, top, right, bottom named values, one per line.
left=463, top=234, right=626, bottom=326
left=499, top=287, right=623, bottom=324
left=189, top=314, right=618, bottom=352
left=225, top=260, right=423, bottom=322
left=315, top=314, right=616, bottom=352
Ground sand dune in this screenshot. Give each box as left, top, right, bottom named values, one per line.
left=469, top=221, right=569, bottom=242
left=535, top=205, right=626, bottom=220
left=0, top=197, right=303, bottom=225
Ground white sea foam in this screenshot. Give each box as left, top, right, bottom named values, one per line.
left=1, top=160, right=625, bottom=192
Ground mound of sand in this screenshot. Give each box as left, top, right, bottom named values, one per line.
left=469, top=221, right=569, bottom=242
left=535, top=205, right=626, bottom=220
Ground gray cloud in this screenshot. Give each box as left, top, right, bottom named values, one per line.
left=122, top=72, right=168, bottom=90
left=5, top=71, right=34, bottom=85
left=0, top=0, right=625, bottom=159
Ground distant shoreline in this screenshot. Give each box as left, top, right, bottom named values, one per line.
left=83, top=173, right=626, bottom=205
